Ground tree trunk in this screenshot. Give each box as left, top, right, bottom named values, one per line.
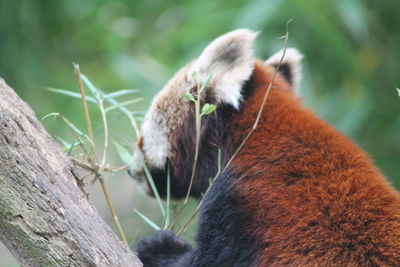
left=0, top=78, right=142, bottom=266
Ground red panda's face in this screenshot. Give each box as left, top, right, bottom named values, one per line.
left=129, top=29, right=303, bottom=198
left=129, top=62, right=197, bottom=196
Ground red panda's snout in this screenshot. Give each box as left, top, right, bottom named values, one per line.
left=128, top=146, right=170, bottom=198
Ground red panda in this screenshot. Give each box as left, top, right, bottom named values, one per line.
left=129, top=29, right=400, bottom=266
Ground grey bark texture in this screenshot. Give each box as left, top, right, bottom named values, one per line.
left=0, top=78, right=142, bottom=267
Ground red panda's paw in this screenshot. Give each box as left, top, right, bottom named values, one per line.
left=134, top=230, right=192, bottom=267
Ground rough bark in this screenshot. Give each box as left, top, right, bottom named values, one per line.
left=0, top=78, right=142, bottom=266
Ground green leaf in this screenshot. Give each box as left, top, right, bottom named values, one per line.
left=163, top=164, right=171, bottom=229
left=105, top=98, right=144, bottom=113
left=41, top=112, right=60, bottom=121
left=46, top=88, right=97, bottom=104
left=199, top=74, right=213, bottom=92
left=132, top=111, right=146, bottom=116
left=55, top=136, right=71, bottom=150
left=100, top=87, right=136, bottom=119
left=201, top=103, right=217, bottom=116
left=396, top=88, right=400, bottom=97
left=80, top=74, right=103, bottom=98
left=42, top=113, right=86, bottom=136
left=55, top=136, right=80, bottom=156
left=67, top=141, right=80, bottom=156
left=113, top=141, right=135, bottom=167
left=66, top=123, right=85, bottom=136
left=182, top=92, right=195, bottom=102
left=104, top=89, right=139, bottom=99
left=133, top=209, right=161, bottom=231
left=143, top=162, right=166, bottom=217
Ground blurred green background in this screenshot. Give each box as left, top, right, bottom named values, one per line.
left=0, top=0, right=399, bottom=265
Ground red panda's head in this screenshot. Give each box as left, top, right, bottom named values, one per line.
left=129, top=29, right=303, bottom=199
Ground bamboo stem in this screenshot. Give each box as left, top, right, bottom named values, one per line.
left=98, top=176, right=128, bottom=244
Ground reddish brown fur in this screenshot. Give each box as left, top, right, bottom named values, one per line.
left=229, top=61, right=400, bottom=266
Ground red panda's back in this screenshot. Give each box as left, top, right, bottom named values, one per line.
left=230, top=61, right=400, bottom=266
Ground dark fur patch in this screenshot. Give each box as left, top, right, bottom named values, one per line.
left=134, top=171, right=260, bottom=266
left=134, top=230, right=192, bottom=267
left=166, top=102, right=235, bottom=198
left=213, top=40, right=242, bottom=65
left=194, top=170, right=259, bottom=266
left=273, top=63, right=292, bottom=86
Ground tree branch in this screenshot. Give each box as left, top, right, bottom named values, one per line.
left=0, top=78, right=142, bottom=266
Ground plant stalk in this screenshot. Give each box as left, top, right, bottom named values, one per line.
left=184, top=84, right=202, bottom=204
left=98, top=176, right=128, bottom=244
left=74, top=64, right=95, bottom=148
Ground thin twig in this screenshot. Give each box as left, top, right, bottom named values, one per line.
left=103, top=164, right=130, bottom=173
left=98, top=176, right=129, bottom=244
left=98, top=97, right=109, bottom=167
left=74, top=63, right=96, bottom=159
left=163, top=163, right=171, bottom=229
left=184, top=79, right=202, bottom=204
left=96, top=95, right=128, bottom=243
left=71, top=158, right=93, bottom=171
left=72, top=65, right=129, bottom=244
left=48, top=67, right=135, bottom=244
left=55, top=113, right=95, bottom=159
left=170, top=77, right=206, bottom=228
left=177, top=21, right=291, bottom=236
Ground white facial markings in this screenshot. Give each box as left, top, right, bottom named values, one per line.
left=140, top=64, right=194, bottom=169
left=141, top=109, right=171, bottom=169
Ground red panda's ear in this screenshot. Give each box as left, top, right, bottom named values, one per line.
left=265, top=48, right=303, bottom=93
left=189, top=29, right=258, bottom=109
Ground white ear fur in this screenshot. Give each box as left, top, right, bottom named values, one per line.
left=189, top=29, right=258, bottom=109
left=265, top=48, right=303, bottom=93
